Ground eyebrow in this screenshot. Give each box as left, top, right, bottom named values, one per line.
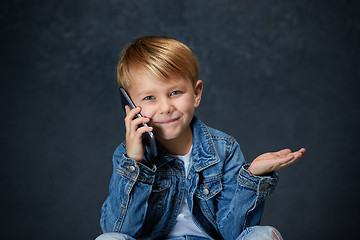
left=133, top=89, right=155, bottom=98
left=132, top=81, right=187, bottom=98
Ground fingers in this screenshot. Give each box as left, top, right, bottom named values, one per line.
left=124, top=105, right=141, bottom=124
left=291, top=148, right=306, bottom=160
left=274, top=154, right=295, bottom=165
left=125, top=106, right=153, bottom=134
left=124, top=106, right=153, bottom=161
left=275, top=149, right=292, bottom=156
left=297, top=148, right=306, bottom=154
left=129, top=116, right=151, bottom=134
left=275, top=147, right=306, bottom=157
left=277, top=155, right=298, bottom=168
left=274, top=148, right=306, bottom=170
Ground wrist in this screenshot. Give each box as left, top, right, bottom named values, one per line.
left=247, top=165, right=255, bottom=175
left=247, top=165, right=271, bottom=176
left=125, top=154, right=143, bottom=162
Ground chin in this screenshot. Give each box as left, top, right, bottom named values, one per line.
left=154, top=129, right=181, bottom=141
left=157, top=133, right=180, bottom=141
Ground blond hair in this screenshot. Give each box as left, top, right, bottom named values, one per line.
left=117, top=36, right=199, bottom=89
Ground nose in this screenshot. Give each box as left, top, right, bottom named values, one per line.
left=158, top=98, right=173, bottom=114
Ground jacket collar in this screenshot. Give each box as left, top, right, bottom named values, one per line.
left=191, top=117, right=221, bottom=172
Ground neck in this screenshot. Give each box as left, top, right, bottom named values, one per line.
left=158, top=126, right=193, bottom=155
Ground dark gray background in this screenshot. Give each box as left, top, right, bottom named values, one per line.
left=1, top=0, right=359, bottom=239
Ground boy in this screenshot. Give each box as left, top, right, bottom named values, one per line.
left=97, top=36, right=305, bottom=240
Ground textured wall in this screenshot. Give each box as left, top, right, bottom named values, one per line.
left=1, top=0, right=359, bottom=239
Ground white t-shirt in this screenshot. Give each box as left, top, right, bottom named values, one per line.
left=166, top=146, right=207, bottom=238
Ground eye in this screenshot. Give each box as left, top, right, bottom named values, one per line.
left=170, top=90, right=181, bottom=96
left=143, top=96, right=155, bottom=100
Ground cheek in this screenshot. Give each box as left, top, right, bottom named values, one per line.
left=139, top=106, right=155, bottom=119
left=180, top=97, right=196, bottom=114
left=183, top=104, right=194, bottom=114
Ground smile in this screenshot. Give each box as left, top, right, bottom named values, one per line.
left=154, top=117, right=180, bottom=125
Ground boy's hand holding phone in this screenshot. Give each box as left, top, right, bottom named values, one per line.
left=119, top=87, right=157, bottom=162
left=124, top=105, right=153, bottom=162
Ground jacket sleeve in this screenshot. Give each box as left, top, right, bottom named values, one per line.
left=216, top=140, right=278, bottom=239
left=100, top=143, right=156, bottom=236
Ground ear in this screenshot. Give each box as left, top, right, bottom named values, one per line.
left=194, top=80, right=203, bottom=108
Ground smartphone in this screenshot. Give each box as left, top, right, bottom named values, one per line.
left=119, top=87, right=158, bottom=158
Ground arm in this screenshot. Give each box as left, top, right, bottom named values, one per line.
left=100, top=144, right=156, bottom=235
left=216, top=141, right=277, bottom=239
left=217, top=142, right=305, bottom=239
left=100, top=106, right=156, bottom=235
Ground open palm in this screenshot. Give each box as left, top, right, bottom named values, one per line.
left=248, top=148, right=306, bottom=176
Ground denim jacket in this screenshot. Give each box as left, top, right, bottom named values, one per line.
left=100, top=117, right=278, bottom=240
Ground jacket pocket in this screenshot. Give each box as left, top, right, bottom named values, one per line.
left=152, top=174, right=171, bottom=192
left=195, top=176, right=222, bottom=201
left=148, top=175, right=171, bottom=213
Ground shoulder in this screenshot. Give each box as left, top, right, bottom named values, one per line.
left=115, top=141, right=126, bottom=154
left=206, top=124, right=234, bottom=141
left=192, top=117, right=241, bottom=156
left=112, top=142, right=126, bottom=163
left=193, top=117, right=237, bottom=143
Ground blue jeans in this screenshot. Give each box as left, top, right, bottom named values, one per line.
left=95, top=226, right=283, bottom=240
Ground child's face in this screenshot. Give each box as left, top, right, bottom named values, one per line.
left=127, top=69, right=203, bottom=145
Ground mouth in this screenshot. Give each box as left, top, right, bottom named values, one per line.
left=154, top=117, right=180, bottom=125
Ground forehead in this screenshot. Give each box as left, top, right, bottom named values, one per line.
left=128, top=68, right=193, bottom=94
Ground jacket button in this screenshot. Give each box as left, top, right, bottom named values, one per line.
left=129, top=166, right=136, bottom=173
left=262, top=183, right=271, bottom=190
left=202, top=188, right=209, bottom=195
